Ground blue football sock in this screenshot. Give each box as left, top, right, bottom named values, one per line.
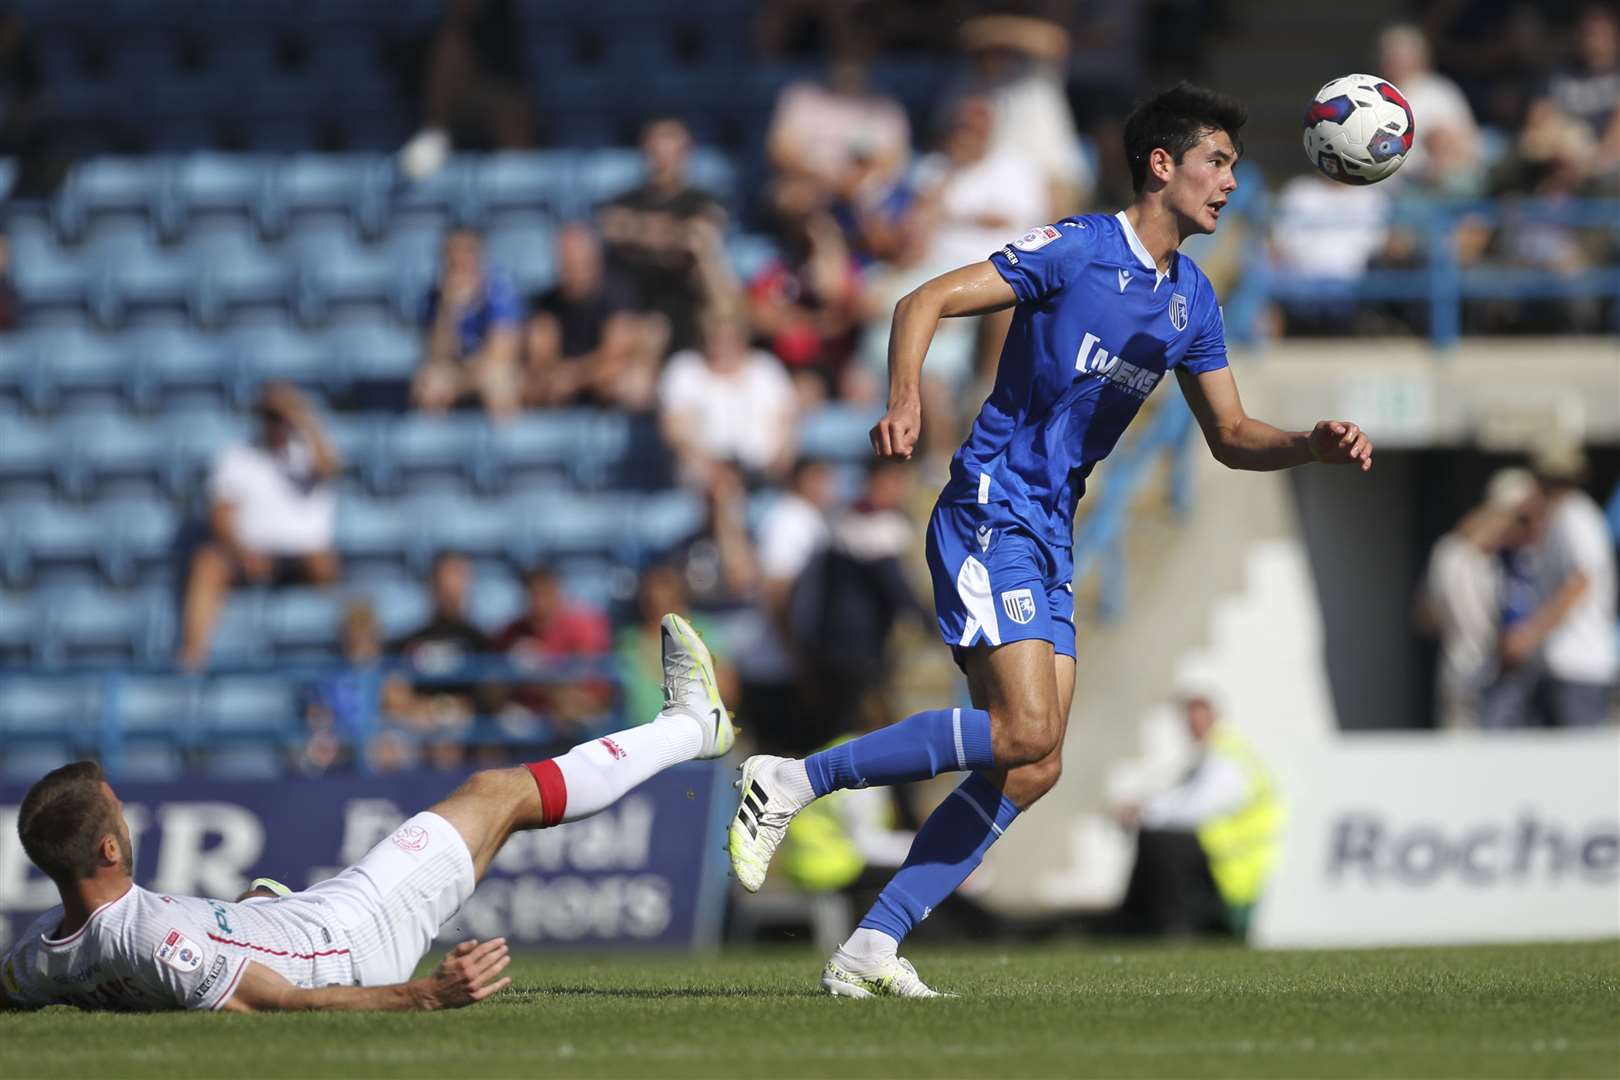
left=857, top=772, right=1021, bottom=945
left=803, top=707, right=995, bottom=798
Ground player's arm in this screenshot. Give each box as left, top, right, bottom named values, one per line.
left=871, top=261, right=1018, bottom=460
left=220, top=938, right=512, bottom=1014
left=1175, top=366, right=1372, bottom=472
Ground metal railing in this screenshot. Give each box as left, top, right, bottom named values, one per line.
left=1225, top=195, right=1620, bottom=347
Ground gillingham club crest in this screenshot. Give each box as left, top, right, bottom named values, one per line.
left=1169, top=293, right=1189, bottom=332
left=1001, top=588, right=1036, bottom=625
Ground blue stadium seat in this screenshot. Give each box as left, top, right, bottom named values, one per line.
left=59, top=414, right=175, bottom=499
left=0, top=591, right=35, bottom=662
left=100, top=498, right=181, bottom=586
left=132, top=327, right=235, bottom=411
left=232, top=323, right=343, bottom=399
left=533, top=496, right=634, bottom=559
left=295, top=230, right=414, bottom=322
left=11, top=502, right=107, bottom=586
left=192, top=228, right=296, bottom=323
left=10, top=220, right=95, bottom=315
left=324, top=321, right=419, bottom=383
left=378, top=157, right=475, bottom=234
left=54, top=157, right=175, bottom=243
left=322, top=413, right=382, bottom=490
left=798, top=404, right=884, bottom=461
left=39, top=586, right=163, bottom=664
left=1, top=744, right=80, bottom=781
left=91, top=230, right=201, bottom=325
left=0, top=677, right=97, bottom=740
left=366, top=579, right=430, bottom=641
left=116, top=676, right=200, bottom=741
left=576, top=149, right=645, bottom=206
left=408, top=494, right=520, bottom=563
left=263, top=154, right=384, bottom=238
left=485, top=411, right=598, bottom=492
left=470, top=573, right=524, bottom=633
left=200, top=746, right=286, bottom=778
left=0, top=416, right=61, bottom=493
left=170, top=407, right=251, bottom=494
left=167, top=154, right=273, bottom=237
left=25, top=327, right=126, bottom=412
left=114, top=746, right=185, bottom=780
left=380, top=415, right=487, bottom=495
left=336, top=496, right=416, bottom=571
left=687, top=146, right=738, bottom=208
left=632, top=489, right=707, bottom=555
left=199, top=676, right=300, bottom=738
left=484, top=221, right=557, bottom=296
left=476, top=151, right=577, bottom=222
left=208, top=594, right=269, bottom=666
left=264, top=588, right=344, bottom=657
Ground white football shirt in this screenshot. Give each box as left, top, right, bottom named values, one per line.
left=1, top=885, right=357, bottom=1012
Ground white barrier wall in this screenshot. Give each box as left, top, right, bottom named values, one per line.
left=1253, top=731, right=1620, bottom=948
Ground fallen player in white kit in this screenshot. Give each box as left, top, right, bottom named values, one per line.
left=0, top=614, right=731, bottom=1013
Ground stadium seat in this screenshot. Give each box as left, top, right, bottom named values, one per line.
left=484, top=221, right=557, bottom=296
left=232, top=322, right=344, bottom=400
left=0, top=677, right=97, bottom=740
left=336, top=496, right=417, bottom=572
left=408, top=494, right=521, bottom=564
left=632, top=489, right=707, bottom=555
left=116, top=675, right=200, bottom=741
left=208, top=594, right=270, bottom=666
left=485, top=411, right=599, bottom=493
left=166, top=153, right=273, bottom=237
left=53, top=157, right=175, bottom=243
left=575, top=149, right=645, bottom=207
left=38, top=586, right=164, bottom=664
left=263, top=588, right=344, bottom=658
left=19, top=327, right=126, bottom=412
left=799, top=404, right=885, bottom=461
left=324, top=321, right=419, bottom=384
left=133, top=327, right=236, bottom=411
left=379, top=415, right=488, bottom=495
left=263, top=154, right=384, bottom=238
left=0, top=591, right=35, bottom=662
left=0, top=417, right=59, bottom=498
left=1, top=744, right=80, bottom=781
left=476, top=152, right=577, bottom=223
left=58, top=414, right=175, bottom=499
left=100, top=497, right=181, bottom=586
left=366, top=579, right=430, bottom=641
left=470, top=573, right=524, bottom=633
left=11, top=502, right=107, bottom=586
left=9, top=221, right=96, bottom=316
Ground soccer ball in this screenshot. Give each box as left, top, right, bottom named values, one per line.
left=1302, top=75, right=1415, bottom=184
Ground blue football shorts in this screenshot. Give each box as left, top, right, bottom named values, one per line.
left=924, top=500, right=1077, bottom=665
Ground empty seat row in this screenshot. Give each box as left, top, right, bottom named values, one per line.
left=48, top=150, right=738, bottom=244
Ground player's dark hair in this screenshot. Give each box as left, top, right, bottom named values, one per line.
left=17, top=760, right=119, bottom=886
left=1123, top=82, right=1247, bottom=194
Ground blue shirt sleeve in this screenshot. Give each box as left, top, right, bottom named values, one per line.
left=989, top=220, right=1095, bottom=304
left=483, top=272, right=522, bottom=328
left=1179, top=283, right=1229, bottom=375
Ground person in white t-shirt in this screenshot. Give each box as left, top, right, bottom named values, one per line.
left=177, top=384, right=342, bottom=670
left=1, top=615, right=732, bottom=1013
left=658, top=305, right=798, bottom=489
left=1378, top=25, right=1482, bottom=189
left=1500, top=444, right=1619, bottom=726
left=1416, top=468, right=1544, bottom=729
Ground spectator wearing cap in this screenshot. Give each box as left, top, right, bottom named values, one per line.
left=178, top=384, right=341, bottom=670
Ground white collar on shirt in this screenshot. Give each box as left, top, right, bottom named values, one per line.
left=1115, top=210, right=1172, bottom=288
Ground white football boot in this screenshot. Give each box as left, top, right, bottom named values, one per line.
left=660, top=613, right=733, bottom=760
left=821, top=949, right=951, bottom=999
left=728, top=754, right=806, bottom=892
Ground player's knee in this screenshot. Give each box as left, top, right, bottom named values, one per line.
left=992, top=706, right=1062, bottom=767
left=1024, top=755, right=1063, bottom=801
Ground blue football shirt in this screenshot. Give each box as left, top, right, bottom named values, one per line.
left=941, top=211, right=1229, bottom=546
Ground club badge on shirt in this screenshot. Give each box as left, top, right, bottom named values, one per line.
left=155, top=929, right=204, bottom=974
left=1012, top=225, right=1060, bottom=252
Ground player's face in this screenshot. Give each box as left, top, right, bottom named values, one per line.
left=1167, top=130, right=1239, bottom=236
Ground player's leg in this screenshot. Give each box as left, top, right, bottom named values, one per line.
left=729, top=511, right=1062, bottom=892
left=429, top=613, right=732, bottom=879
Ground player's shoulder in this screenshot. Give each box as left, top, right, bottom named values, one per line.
left=1173, top=250, right=1221, bottom=308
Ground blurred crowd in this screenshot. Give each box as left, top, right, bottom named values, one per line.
left=1418, top=443, right=1619, bottom=730
left=1269, top=5, right=1620, bottom=337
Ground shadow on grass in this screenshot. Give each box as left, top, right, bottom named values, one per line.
left=513, top=986, right=824, bottom=1000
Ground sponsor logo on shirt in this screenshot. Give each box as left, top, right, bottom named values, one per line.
left=1117, top=269, right=1132, bottom=293
left=599, top=737, right=627, bottom=760
left=1075, top=332, right=1163, bottom=400
left=975, top=526, right=994, bottom=552
left=1169, top=292, right=1189, bottom=332
left=999, top=245, right=1019, bottom=265
left=391, top=824, right=431, bottom=853
left=1011, top=225, right=1060, bottom=252
left=190, top=955, right=230, bottom=1002
left=155, top=929, right=204, bottom=975
left=1001, top=589, right=1037, bottom=625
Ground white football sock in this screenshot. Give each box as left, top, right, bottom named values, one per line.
left=550, top=713, right=703, bottom=823
left=773, top=758, right=817, bottom=811
left=841, top=927, right=899, bottom=961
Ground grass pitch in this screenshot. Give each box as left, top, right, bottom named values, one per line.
left=2, top=940, right=1615, bottom=1079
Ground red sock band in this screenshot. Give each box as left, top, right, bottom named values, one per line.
left=525, top=759, right=568, bottom=827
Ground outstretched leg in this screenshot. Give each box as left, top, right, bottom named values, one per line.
left=431, top=613, right=732, bottom=879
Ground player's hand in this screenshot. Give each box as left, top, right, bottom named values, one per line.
left=1307, top=420, right=1373, bottom=472
left=871, top=396, right=923, bottom=460
left=419, top=938, right=512, bottom=1010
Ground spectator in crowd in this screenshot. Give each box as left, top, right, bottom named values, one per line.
left=392, top=551, right=490, bottom=767
left=788, top=459, right=931, bottom=752
left=1266, top=173, right=1392, bottom=335
left=958, top=13, right=1094, bottom=216
left=1378, top=24, right=1483, bottom=190
left=413, top=228, right=521, bottom=421
left=1416, top=468, right=1544, bottom=729
left=615, top=563, right=738, bottom=733
left=1497, top=443, right=1619, bottom=727
left=907, top=93, right=1048, bottom=374
left=765, top=42, right=911, bottom=212
left=402, top=0, right=532, bottom=174
left=598, top=117, right=728, bottom=353
left=0, top=229, right=20, bottom=331
left=178, top=384, right=341, bottom=670
left=748, top=181, right=865, bottom=401
left=662, top=459, right=762, bottom=616
left=1112, top=696, right=1282, bottom=938
left=490, top=566, right=614, bottom=742
left=301, top=600, right=418, bottom=775
left=736, top=458, right=838, bottom=753
left=659, top=304, right=798, bottom=489
left=1542, top=4, right=1620, bottom=174
left=521, top=224, right=657, bottom=411
left=856, top=211, right=978, bottom=463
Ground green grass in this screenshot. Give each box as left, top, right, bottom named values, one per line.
left=3, top=941, right=1617, bottom=1079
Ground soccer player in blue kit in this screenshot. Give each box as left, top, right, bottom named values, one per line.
left=728, top=84, right=1374, bottom=997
